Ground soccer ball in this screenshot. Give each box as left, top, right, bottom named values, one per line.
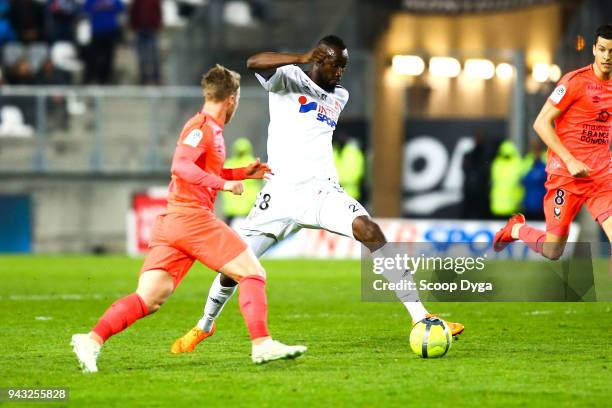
left=409, top=317, right=452, bottom=358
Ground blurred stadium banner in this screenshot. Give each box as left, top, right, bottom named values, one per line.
left=403, top=119, right=504, bottom=217
left=126, top=189, right=168, bottom=256
left=125, top=190, right=580, bottom=259
left=0, top=195, right=32, bottom=253
left=232, top=218, right=579, bottom=260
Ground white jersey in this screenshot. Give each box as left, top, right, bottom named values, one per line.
left=255, top=64, right=349, bottom=185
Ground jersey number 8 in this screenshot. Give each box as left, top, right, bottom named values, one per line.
left=258, top=193, right=272, bottom=210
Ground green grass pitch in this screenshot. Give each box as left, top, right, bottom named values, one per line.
left=0, top=256, right=611, bottom=407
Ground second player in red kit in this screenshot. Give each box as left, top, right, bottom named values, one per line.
left=495, top=24, right=612, bottom=259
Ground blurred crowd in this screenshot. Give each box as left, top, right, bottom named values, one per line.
left=0, top=0, right=163, bottom=87
left=463, top=137, right=547, bottom=220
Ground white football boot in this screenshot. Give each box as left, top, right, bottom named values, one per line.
left=71, top=334, right=101, bottom=373
left=251, top=339, right=307, bottom=364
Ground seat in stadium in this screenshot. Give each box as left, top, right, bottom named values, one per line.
left=51, top=42, right=82, bottom=72
left=0, top=106, right=34, bottom=138
left=27, top=43, right=50, bottom=72
left=2, top=43, right=26, bottom=68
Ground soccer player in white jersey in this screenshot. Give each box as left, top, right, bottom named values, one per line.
left=171, top=35, right=464, bottom=354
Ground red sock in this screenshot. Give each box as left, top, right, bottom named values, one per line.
left=518, top=224, right=547, bottom=254
left=239, top=275, right=270, bottom=340
left=92, top=293, right=148, bottom=342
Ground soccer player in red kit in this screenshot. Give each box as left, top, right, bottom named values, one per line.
left=71, top=65, right=306, bottom=372
left=494, top=24, right=612, bottom=259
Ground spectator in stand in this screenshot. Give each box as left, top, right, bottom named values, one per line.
left=6, top=57, right=35, bottom=85
left=0, top=0, right=16, bottom=47
left=46, top=0, right=80, bottom=43
left=462, top=133, right=495, bottom=219
left=83, top=0, right=124, bottom=84
left=37, top=57, right=72, bottom=129
left=521, top=139, right=547, bottom=220
left=490, top=140, right=523, bottom=218
left=9, top=0, right=45, bottom=44
left=129, top=0, right=162, bottom=85
left=5, top=57, right=36, bottom=124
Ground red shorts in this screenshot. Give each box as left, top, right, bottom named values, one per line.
left=140, top=208, right=247, bottom=288
left=544, top=172, right=612, bottom=236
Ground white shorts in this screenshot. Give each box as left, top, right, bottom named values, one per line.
left=241, top=178, right=370, bottom=241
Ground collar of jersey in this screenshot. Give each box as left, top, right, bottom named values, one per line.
left=298, top=67, right=335, bottom=96
left=199, top=111, right=225, bottom=130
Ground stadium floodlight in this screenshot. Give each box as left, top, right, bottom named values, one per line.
left=464, top=59, right=495, bottom=79
left=532, top=63, right=550, bottom=83
left=392, top=55, right=425, bottom=76
left=549, top=64, right=562, bottom=82
left=429, top=57, right=461, bottom=78
left=495, top=62, right=514, bottom=80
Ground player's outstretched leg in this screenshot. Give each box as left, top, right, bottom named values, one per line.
left=351, top=216, right=464, bottom=337
left=171, top=273, right=236, bottom=353
left=172, top=234, right=275, bottom=353
left=218, top=247, right=306, bottom=364
left=493, top=214, right=567, bottom=260
left=71, top=269, right=174, bottom=372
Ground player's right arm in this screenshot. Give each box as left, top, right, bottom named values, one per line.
left=533, top=84, right=592, bottom=178
left=171, top=141, right=244, bottom=195
left=246, top=48, right=327, bottom=75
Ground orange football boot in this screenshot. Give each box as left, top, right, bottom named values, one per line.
left=414, top=314, right=464, bottom=337
left=493, top=213, right=526, bottom=252
left=171, top=323, right=216, bottom=354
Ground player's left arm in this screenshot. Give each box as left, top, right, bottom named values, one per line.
left=221, top=158, right=272, bottom=180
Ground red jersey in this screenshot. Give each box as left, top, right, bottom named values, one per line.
left=166, top=112, right=246, bottom=212
left=546, top=64, right=611, bottom=178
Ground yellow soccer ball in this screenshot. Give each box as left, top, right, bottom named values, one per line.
left=410, top=317, right=452, bottom=358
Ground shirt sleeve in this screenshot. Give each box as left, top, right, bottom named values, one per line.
left=221, top=167, right=247, bottom=180
left=548, top=75, right=580, bottom=113
left=255, top=65, right=296, bottom=93
left=171, top=129, right=226, bottom=190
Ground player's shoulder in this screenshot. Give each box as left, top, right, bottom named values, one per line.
left=559, top=65, right=592, bottom=85
left=334, top=84, right=349, bottom=99
left=178, top=113, right=214, bottom=147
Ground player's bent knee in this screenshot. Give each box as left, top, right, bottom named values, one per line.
left=236, top=263, right=266, bottom=280
left=136, top=269, right=174, bottom=314
left=219, top=250, right=266, bottom=282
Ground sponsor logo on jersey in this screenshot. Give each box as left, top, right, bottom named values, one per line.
left=549, top=84, right=566, bottom=104
left=298, top=95, right=318, bottom=113
left=596, top=110, right=610, bottom=122
left=298, top=95, right=340, bottom=128
left=587, top=83, right=603, bottom=91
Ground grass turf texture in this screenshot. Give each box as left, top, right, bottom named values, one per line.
left=0, top=256, right=611, bottom=407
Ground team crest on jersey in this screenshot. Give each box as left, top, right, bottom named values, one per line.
left=549, top=84, right=566, bottom=104
left=596, top=110, right=610, bottom=122
left=183, top=129, right=203, bottom=147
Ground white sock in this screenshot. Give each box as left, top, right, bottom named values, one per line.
left=403, top=300, right=428, bottom=322
left=197, top=274, right=236, bottom=332
left=372, top=243, right=428, bottom=320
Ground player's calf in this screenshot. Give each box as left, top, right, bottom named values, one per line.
left=352, top=215, right=385, bottom=251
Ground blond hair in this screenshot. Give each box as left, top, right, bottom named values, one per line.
left=201, top=64, right=241, bottom=102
